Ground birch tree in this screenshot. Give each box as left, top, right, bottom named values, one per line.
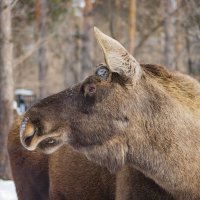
left=0, top=0, right=14, bottom=179
left=128, top=0, right=136, bottom=54
left=164, top=0, right=176, bottom=70
left=35, top=0, right=48, bottom=99
left=81, top=0, right=93, bottom=79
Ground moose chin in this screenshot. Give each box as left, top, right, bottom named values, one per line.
left=20, top=27, right=200, bottom=200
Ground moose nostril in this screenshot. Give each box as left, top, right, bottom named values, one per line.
left=20, top=117, right=40, bottom=150
left=23, top=127, right=37, bottom=147
left=24, top=134, right=34, bottom=146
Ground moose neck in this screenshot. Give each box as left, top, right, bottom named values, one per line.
left=126, top=73, right=200, bottom=199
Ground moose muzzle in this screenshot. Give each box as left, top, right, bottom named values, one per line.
left=20, top=117, right=39, bottom=151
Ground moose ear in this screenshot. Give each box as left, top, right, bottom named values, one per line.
left=94, top=27, right=141, bottom=80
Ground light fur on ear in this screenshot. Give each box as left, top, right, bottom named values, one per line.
left=94, top=27, right=141, bottom=80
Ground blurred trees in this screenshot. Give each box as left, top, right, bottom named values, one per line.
left=164, top=0, right=176, bottom=70
left=11, top=0, right=200, bottom=96
left=35, top=0, right=48, bottom=99
left=128, top=0, right=136, bottom=54
left=0, top=0, right=13, bottom=179
left=81, top=0, right=93, bottom=79
left=114, top=0, right=121, bottom=39
left=175, top=0, right=183, bottom=71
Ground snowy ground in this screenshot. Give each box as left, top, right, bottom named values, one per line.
left=0, top=180, right=18, bottom=200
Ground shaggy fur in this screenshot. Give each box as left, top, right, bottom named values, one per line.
left=19, top=30, right=200, bottom=199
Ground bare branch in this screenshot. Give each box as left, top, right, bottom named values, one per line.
left=135, top=3, right=186, bottom=53
left=10, top=0, right=18, bottom=10
left=14, top=33, right=54, bottom=68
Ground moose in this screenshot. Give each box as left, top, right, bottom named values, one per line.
left=19, top=27, right=200, bottom=199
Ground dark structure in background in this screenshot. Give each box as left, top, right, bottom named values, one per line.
left=14, top=89, right=37, bottom=115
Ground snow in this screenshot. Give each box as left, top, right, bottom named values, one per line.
left=0, top=180, right=18, bottom=200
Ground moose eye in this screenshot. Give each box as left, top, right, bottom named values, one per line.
left=96, top=66, right=109, bottom=79
left=83, top=83, right=96, bottom=97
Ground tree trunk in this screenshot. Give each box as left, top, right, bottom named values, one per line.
left=72, top=22, right=81, bottom=83
left=164, top=0, right=176, bottom=70
left=128, top=0, right=136, bottom=54
left=63, top=16, right=81, bottom=86
left=81, top=0, right=93, bottom=80
left=109, top=0, right=121, bottom=39
left=175, top=0, right=182, bottom=71
left=185, top=27, right=193, bottom=75
left=108, top=0, right=115, bottom=38
left=0, top=0, right=14, bottom=179
left=35, top=0, right=47, bottom=99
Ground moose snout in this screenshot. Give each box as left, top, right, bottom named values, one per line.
left=20, top=117, right=38, bottom=151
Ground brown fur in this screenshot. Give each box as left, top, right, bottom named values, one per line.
left=19, top=61, right=200, bottom=200
left=115, top=166, right=173, bottom=200
left=8, top=117, right=116, bottom=200
left=17, top=29, right=200, bottom=200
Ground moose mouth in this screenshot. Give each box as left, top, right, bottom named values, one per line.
left=37, top=137, right=63, bottom=154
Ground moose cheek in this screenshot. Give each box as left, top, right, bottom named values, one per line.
left=84, top=83, right=96, bottom=97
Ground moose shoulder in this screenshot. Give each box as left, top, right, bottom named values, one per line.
left=20, top=27, right=200, bottom=200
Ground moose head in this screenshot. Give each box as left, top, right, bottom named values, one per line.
left=20, top=27, right=200, bottom=198
left=20, top=27, right=144, bottom=170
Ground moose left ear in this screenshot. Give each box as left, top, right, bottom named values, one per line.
left=94, top=27, right=141, bottom=80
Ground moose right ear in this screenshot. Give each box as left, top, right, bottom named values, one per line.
left=94, top=27, right=141, bottom=81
